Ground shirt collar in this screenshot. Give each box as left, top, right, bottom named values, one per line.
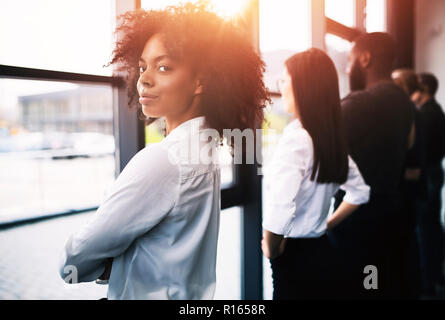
left=164, top=116, right=207, bottom=141
left=286, top=117, right=303, bottom=131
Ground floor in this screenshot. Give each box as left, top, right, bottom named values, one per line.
left=0, top=207, right=243, bottom=299
left=0, top=208, right=443, bottom=300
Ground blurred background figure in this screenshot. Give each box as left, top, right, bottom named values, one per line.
left=413, top=73, right=445, bottom=296
left=391, top=68, right=425, bottom=299
left=330, top=32, right=416, bottom=299
left=261, top=48, right=370, bottom=300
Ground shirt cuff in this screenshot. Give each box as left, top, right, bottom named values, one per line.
left=343, top=185, right=371, bottom=205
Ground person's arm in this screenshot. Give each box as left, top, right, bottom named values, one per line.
left=404, top=110, right=425, bottom=181
left=327, top=201, right=359, bottom=230
left=330, top=156, right=370, bottom=230
left=405, top=168, right=421, bottom=181
left=262, top=131, right=308, bottom=233
left=261, top=230, right=287, bottom=260
left=58, top=144, right=179, bottom=283
left=262, top=129, right=309, bottom=258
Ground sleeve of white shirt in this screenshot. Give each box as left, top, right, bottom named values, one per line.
left=58, top=143, right=180, bottom=283
left=339, top=156, right=371, bottom=205
left=262, top=131, right=309, bottom=235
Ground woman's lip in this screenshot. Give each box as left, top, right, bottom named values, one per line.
left=139, top=96, right=158, bottom=104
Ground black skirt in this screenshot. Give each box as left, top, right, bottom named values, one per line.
left=270, top=234, right=339, bottom=300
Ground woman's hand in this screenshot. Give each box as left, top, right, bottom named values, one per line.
left=327, top=201, right=359, bottom=230
left=97, top=258, right=113, bottom=282
left=261, top=230, right=287, bottom=259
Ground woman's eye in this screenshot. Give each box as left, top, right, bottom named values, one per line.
left=158, top=65, right=170, bottom=72
left=138, top=66, right=145, bottom=74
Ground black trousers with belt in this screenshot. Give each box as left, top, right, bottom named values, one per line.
left=270, top=234, right=339, bottom=300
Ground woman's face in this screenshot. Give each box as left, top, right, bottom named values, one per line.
left=280, top=67, right=298, bottom=116
left=137, top=33, right=201, bottom=120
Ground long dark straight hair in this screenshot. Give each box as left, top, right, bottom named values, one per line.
left=285, top=48, right=348, bottom=184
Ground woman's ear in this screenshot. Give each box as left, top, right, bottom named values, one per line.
left=194, top=78, right=203, bottom=95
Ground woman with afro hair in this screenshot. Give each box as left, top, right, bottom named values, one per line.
left=59, top=3, right=269, bottom=300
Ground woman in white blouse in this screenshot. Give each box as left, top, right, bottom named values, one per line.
left=58, top=4, right=269, bottom=300
left=261, top=48, right=370, bottom=299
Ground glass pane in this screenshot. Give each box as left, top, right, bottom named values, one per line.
left=325, top=34, right=352, bottom=99
left=0, top=79, right=115, bottom=223
left=260, top=0, right=311, bottom=93
left=366, top=0, right=387, bottom=32
left=0, top=0, right=114, bottom=75
left=325, top=0, right=355, bottom=27
left=214, top=206, right=241, bottom=299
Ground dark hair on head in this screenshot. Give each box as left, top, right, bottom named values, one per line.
left=392, top=68, right=420, bottom=96
left=418, top=72, right=439, bottom=96
left=353, top=32, right=397, bottom=72
left=285, top=48, right=348, bottom=184
left=108, top=3, right=269, bottom=139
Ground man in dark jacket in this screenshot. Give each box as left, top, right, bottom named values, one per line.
left=414, top=73, right=445, bottom=296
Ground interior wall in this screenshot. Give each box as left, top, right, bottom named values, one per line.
left=415, top=0, right=445, bottom=107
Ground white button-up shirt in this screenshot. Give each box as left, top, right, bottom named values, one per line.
left=263, top=118, right=370, bottom=238
left=59, top=116, right=221, bottom=299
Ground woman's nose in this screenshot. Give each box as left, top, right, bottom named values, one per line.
left=139, top=70, right=154, bottom=87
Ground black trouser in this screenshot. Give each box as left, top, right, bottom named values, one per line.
left=270, top=234, right=338, bottom=300
left=328, top=193, right=402, bottom=299
left=398, top=180, right=423, bottom=299
left=417, top=162, right=445, bottom=291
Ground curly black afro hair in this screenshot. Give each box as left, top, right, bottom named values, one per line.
left=108, top=2, right=270, bottom=138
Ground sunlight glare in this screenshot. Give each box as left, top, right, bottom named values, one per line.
left=209, top=0, right=250, bottom=19
left=141, top=0, right=250, bottom=19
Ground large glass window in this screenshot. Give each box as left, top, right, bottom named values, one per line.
left=259, top=0, right=311, bottom=299
left=325, top=34, right=353, bottom=99
left=0, top=0, right=115, bottom=75
left=325, top=0, right=355, bottom=27
left=214, top=206, right=241, bottom=299
left=366, top=0, right=387, bottom=32
left=260, top=0, right=310, bottom=94
left=0, top=79, right=115, bottom=223
left=259, top=0, right=310, bottom=151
